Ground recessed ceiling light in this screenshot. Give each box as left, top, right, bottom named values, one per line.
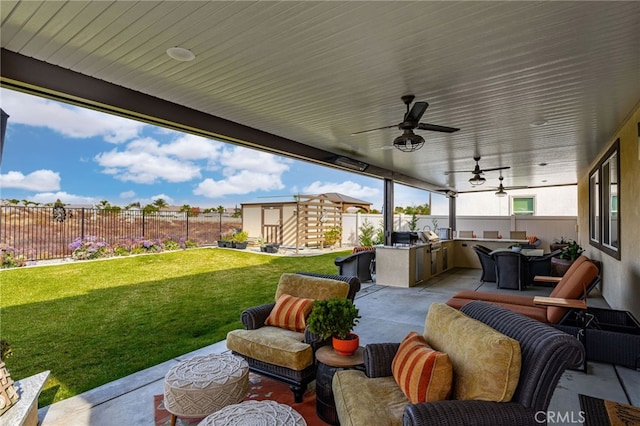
left=530, top=119, right=548, bottom=127
left=538, top=162, right=548, bottom=166
left=166, top=47, right=196, bottom=62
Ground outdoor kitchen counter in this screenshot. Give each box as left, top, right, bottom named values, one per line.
left=376, top=243, right=434, bottom=288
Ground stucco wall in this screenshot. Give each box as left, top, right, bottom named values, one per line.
left=578, top=103, right=640, bottom=319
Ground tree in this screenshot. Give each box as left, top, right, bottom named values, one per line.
left=124, top=202, right=141, bottom=210
left=153, top=198, right=168, bottom=209
left=143, top=204, right=159, bottom=214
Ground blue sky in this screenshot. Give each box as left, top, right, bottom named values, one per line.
left=0, top=88, right=447, bottom=213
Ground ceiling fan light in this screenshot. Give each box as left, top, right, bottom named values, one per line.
left=393, top=130, right=425, bottom=152
left=469, top=175, right=486, bottom=186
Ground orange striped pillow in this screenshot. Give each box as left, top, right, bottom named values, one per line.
left=265, top=293, right=314, bottom=332
left=392, top=332, right=453, bottom=404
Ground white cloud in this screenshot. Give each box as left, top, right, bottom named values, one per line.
left=1, top=88, right=145, bottom=143
left=302, top=180, right=379, bottom=202
left=194, top=170, right=286, bottom=198
left=192, top=148, right=290, bottom=198
left=0, top=169, right=61, bottom=191
left=219, top=146, right=291, bottom=174
left=95, top=140, right=202, bottom=184
left=31, top=191, right=99, bottom=205
left=120, top=190, right=136, bottom=199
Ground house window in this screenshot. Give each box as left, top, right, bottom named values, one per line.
left=512, top=196, right=535, bottom=216
left=589, top=139, right=620, bottom=259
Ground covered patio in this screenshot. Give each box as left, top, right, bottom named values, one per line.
left=1, top=2, right=639, bottom=425
left=36, top=268, right=640, bottom=425
left=1, top=1, right=638, bottom=321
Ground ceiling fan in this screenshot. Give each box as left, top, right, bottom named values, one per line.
left=444, top=156, right=510, bottom=186
left=351, top=95, right=460, bottom=152
left=493, top=171, right=528, bottom=197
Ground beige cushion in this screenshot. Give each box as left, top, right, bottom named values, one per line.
left=275, top=273, right=349, bottom=301
left=333, top=370, right=408, bottom=426
left=424, top=303, right=521, bottom=402
left=226, top=326, right=313, bottom=371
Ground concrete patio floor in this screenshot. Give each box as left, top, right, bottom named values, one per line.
left=38, top=267, right=640, bottom=425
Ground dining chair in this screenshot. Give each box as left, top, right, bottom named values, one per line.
left=483, top=231, right=499, bottom=238
left=510, top=231, right=527, bottom=240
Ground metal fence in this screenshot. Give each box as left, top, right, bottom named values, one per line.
left=0, top=206, right=241, bottom=260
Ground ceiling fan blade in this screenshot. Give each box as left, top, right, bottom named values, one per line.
left=350, top=124, right=398, bottom=135
left=405, top=101, right=429, bottom=122
left=481, top=166, right=511, bottom=173
left=417, top=123, right=460, bottom=133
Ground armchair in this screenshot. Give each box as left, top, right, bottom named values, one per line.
left=334, top=250, right=376, bottom=283
left=472, top=245, right=496, bottom=283
left=226, top=273, right=360, bottom=402
left=332, top=301, right=584, bottom=426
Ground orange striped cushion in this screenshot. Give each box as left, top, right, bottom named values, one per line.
left=265, top=293, right=314, bottom=332
left=392, top=332, right=453, bottom=403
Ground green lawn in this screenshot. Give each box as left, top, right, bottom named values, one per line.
left=0, top=248, right=350, bottom=406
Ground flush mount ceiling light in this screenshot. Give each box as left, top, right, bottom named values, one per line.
left=166, top=47, right=196, bottom=61
left=530, top=118, right=548, bottom=127
left=469, top=174, right=486, bottom=186
left=393, top=129, right=425, bottom=152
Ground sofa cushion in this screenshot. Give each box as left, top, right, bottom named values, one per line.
left=424, top=303, right=521, bottom=402
left=546, top=261, right=599, bottom=323
left=264, top=293, right=314, bottom=332
left=276, top=273, right=349, bottom=301
left=226, top=326, right=313, bottom=370
left=333, top=370, right=408, bottom=426
left=391, top=332, right=452, bottom=403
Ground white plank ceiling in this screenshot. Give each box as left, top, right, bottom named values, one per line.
left=1, top=1, right=639, bottom=192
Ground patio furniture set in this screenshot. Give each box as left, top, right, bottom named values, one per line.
left=473, top=244, right=563, bottom=290
left=168, top=261, right=638, bottom=425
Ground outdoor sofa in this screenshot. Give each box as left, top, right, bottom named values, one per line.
left=446, top=255, right=600, bottom=323
left=331, top=301, right=584, bottom=426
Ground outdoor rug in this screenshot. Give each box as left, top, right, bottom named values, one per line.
left=579, top=394, right=640, bottom=426
left=154, top=372, right=323, bottom=425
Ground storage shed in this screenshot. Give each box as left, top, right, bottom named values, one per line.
left=241, top=193, right=372, bottom=252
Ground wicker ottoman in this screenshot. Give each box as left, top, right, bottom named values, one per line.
left=198, top=400, right=306, bottom=425
left=164, top=353, right=249, bottom=426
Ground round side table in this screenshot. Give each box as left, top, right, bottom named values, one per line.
left=315, top=345, right=364, bottom=426
left=164, top=353, right=249, bottom=426
left=198, top=400, right=306, bottom=425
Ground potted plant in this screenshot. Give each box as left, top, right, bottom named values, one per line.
left=232, top=230, right=249, bottom=249
left=550, top=236, right=570, bottom=252
left=257, top=234, right=279, bottom=253
left=551, top=240, right=584, bottom=276
left=218, top=230, right=234, bottom=248
left=307, top=298, right=361, bottom=356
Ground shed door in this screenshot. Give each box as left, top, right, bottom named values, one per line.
left=262, top=206, right=283, bottom=244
